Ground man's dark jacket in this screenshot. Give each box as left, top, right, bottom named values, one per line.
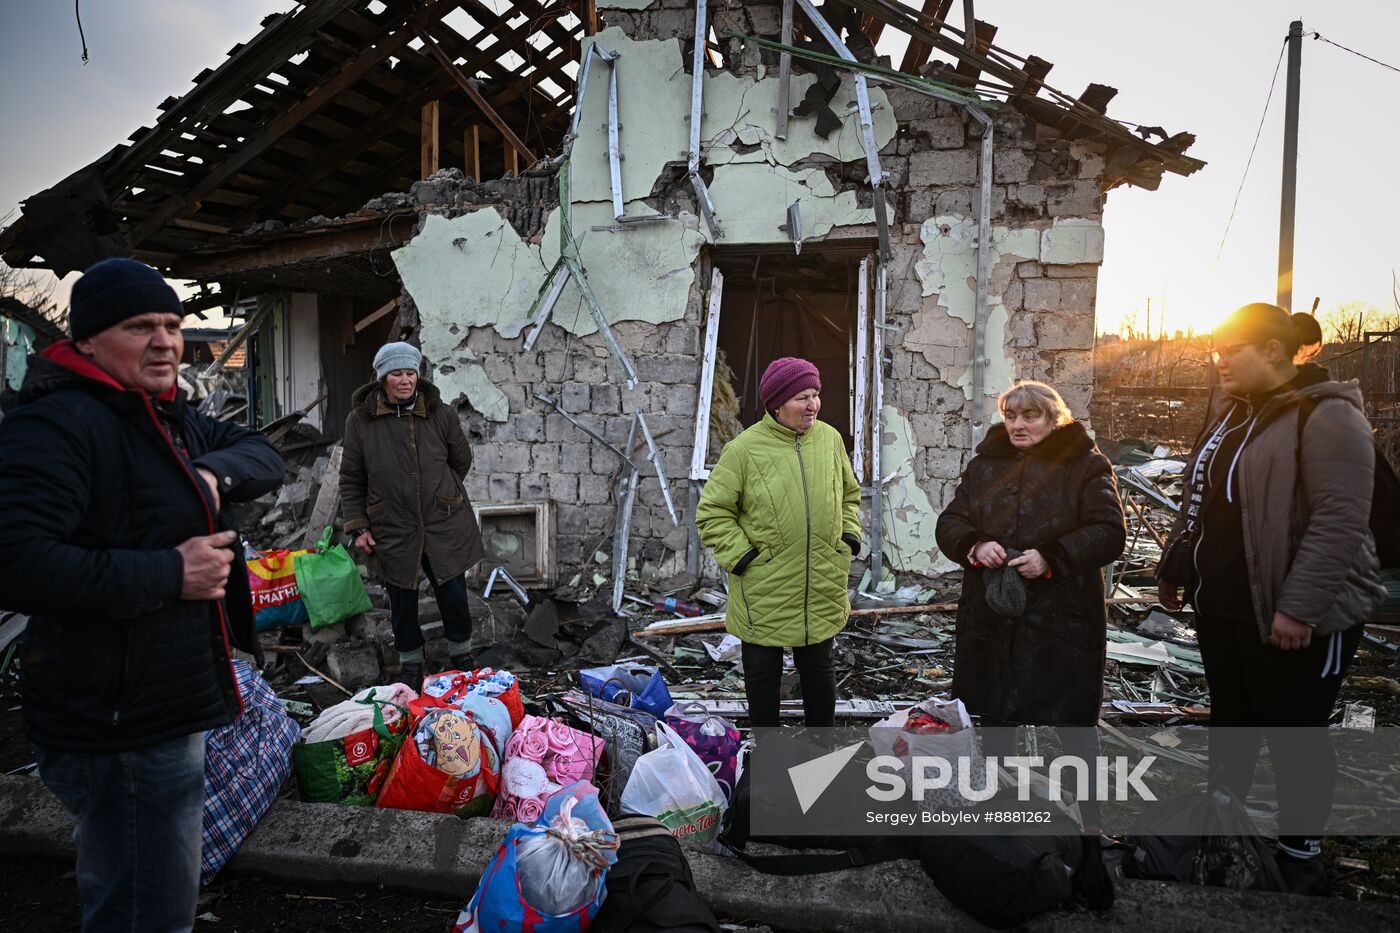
left=0, top=341, right=283, bottom=752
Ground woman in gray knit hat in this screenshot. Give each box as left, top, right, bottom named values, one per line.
left=340, top=341, right=484, bottom=685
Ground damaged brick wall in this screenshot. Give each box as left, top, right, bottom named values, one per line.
left=394, top=0, right=1110, bottom=581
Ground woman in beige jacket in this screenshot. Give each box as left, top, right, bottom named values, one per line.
left=1159, top=303, right=1386, bottom=894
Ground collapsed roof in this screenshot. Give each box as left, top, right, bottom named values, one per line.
left=0, top=0, right=1202, bottom=278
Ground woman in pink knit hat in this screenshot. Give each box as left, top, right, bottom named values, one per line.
left=695, top=357, right=862, bottom=727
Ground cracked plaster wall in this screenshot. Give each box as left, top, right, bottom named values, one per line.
left=389, top=10, right=1111, bottom=581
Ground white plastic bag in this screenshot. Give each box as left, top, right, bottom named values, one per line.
left=515, top=795, right=618, bottom=915
left=620, top=722, right=727, bottom=843
left=868, top=697, right=986, bottom=811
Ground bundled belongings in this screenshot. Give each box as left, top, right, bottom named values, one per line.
left=663, top=702, right=741, bottom=800
left=915, top=827, right=1113, bottom=929
left=868, top=697, right=985, bottom=811
left=292, top=683, right=415, bottom=805
left=593, top=815, right=721, bottom=933
left=492, top=715, right=606, bottom=824
left=544, top=689, right=660, bottom=816
left=418, top=668, right=526, bottom=727
left=294, top=526, right=372, bottom=628
left=581, top=664, right=674, bottom=719
left=1124, top=788, right=1286, bottom=891
left=621, top=723, right=727, bottom=844
left=455, top=787, right=620, bottom=933
left=246, top=544, right=312, bottom=629
left=376, top=705, right=501, bottom=816
left=200, top=660, right=300, bottom=884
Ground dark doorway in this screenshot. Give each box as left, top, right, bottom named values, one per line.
left=710, top=247, right=871, bottom=451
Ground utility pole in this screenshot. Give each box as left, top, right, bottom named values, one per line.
left=1277, top=20, right=1303, bottom=310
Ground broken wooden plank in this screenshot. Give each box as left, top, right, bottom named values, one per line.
left=898, top=0, right=954, bottom=75
left=1078, top=83, right=1118, bottom=115
left=124, top=0, right=461, bottom=248
left=464, top=125, right=481, bottom=181
left=632, top=596, right=1172, bottom=638
left=354, top=297, right=398, bottom=334
left=421, top=100, right=440, bottom=178
left=416, top=27, right=537, bottom=164
left=302, top=444, right=343, bottom=549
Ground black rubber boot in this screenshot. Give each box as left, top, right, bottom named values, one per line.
left=399, top=660, right=423, bottom=690
left=1275, top=851, right=1329, bottom=896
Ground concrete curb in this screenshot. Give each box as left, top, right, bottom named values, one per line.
left=3, top=775, right=1397, bottom=932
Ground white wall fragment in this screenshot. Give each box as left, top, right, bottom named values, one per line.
left=705, top=163, right=886, bottom=244
left=909, top=215, right=1040, bottom=400
left=1040, top=217, right=1105, bottom=265
left=880, top=405, right=961, bottom=575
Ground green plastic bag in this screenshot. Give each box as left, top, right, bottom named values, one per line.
left=291, top=700, right=407, bottom=805
left=295, top=526, right=373, bottom=629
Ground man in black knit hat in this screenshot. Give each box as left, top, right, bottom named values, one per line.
left=0, top=258, right=283, bottom=932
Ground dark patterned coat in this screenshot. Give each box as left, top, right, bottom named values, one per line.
left=935, top=421, right=1126, bottom=725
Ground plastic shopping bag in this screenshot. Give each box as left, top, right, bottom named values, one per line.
left=246, top=546, right=311, bottom=629
left=200, top=659, right=299, bottom=883
left=417, top=668, right=526, bottom=728
left=868, top=697, right=984, bottom=811
left=663, top=701, right=741, bottom=801
left=291, top=698, right=409, bottom=805
left=453, top=791, right=619, bottom=933
left=620, top=722, right=726, bottom=844
left=294, top=526, right=372, bottom=628
left=580, top=664, right=674, bottom=719
left=376, top=707, right=501, bottom=817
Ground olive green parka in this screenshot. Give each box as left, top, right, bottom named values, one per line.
left=695, top=414, right=861, bottom=647
left=340, top=380, right=483, bottom=589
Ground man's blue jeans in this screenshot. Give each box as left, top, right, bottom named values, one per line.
left=36, top=732, right=206, bottom=933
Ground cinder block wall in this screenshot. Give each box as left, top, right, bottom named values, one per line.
left=419, top=0, right=1106, bottom=581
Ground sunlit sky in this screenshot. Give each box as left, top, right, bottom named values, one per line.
left=3, top=1, right=1398, bottom=336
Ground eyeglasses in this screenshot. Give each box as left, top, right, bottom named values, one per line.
left=1209, top=341, right=1261, bottom=363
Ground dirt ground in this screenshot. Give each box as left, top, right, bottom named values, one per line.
left=0, top=857, right=466, bottom=933
left=3, top=619, right=1399, bottom=923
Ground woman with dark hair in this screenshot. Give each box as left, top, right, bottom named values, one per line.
left=936, top=380, right=1126, bottom=830
left=1158, top=303, right=1386, bottom=893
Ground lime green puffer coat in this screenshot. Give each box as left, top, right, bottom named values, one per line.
left=695, top=415, right=861, bottom=647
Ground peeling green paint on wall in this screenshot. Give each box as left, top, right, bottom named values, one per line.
left=570, top=28, right=689, bottom=207
left=434, top=344, right=509, bottom=422
left=908, top=214, right=1040, bottom=400
left=880, top=405, right=960, bottom=575
left=702, top=70, right=897, bottom=169
left=705, top=163, right=886, bottom=245
left=541, top=200, right=705, bottom=334
left=393, top=210, right=548, bottom=340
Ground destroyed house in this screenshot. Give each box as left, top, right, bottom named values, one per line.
left=1, top=0, right=1201, bottom=592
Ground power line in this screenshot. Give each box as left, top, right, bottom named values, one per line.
left=1310, top=31, right=1400, bottom=76
left=1214, top=38, right=1287, bottom=263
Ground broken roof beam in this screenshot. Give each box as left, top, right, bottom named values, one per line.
left=124, top=0, right=463, bottom=248
left=1079, top=83, right=1119, bottom=115
left=951, top=20, right=997, bottom=87
left=415, top=28, right=538, bottom=165
left=101, top=0, right=364, bottom=189
left=898, top=0, right=954, bottom=75
left=848, top=0, right=1203, bottom=176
